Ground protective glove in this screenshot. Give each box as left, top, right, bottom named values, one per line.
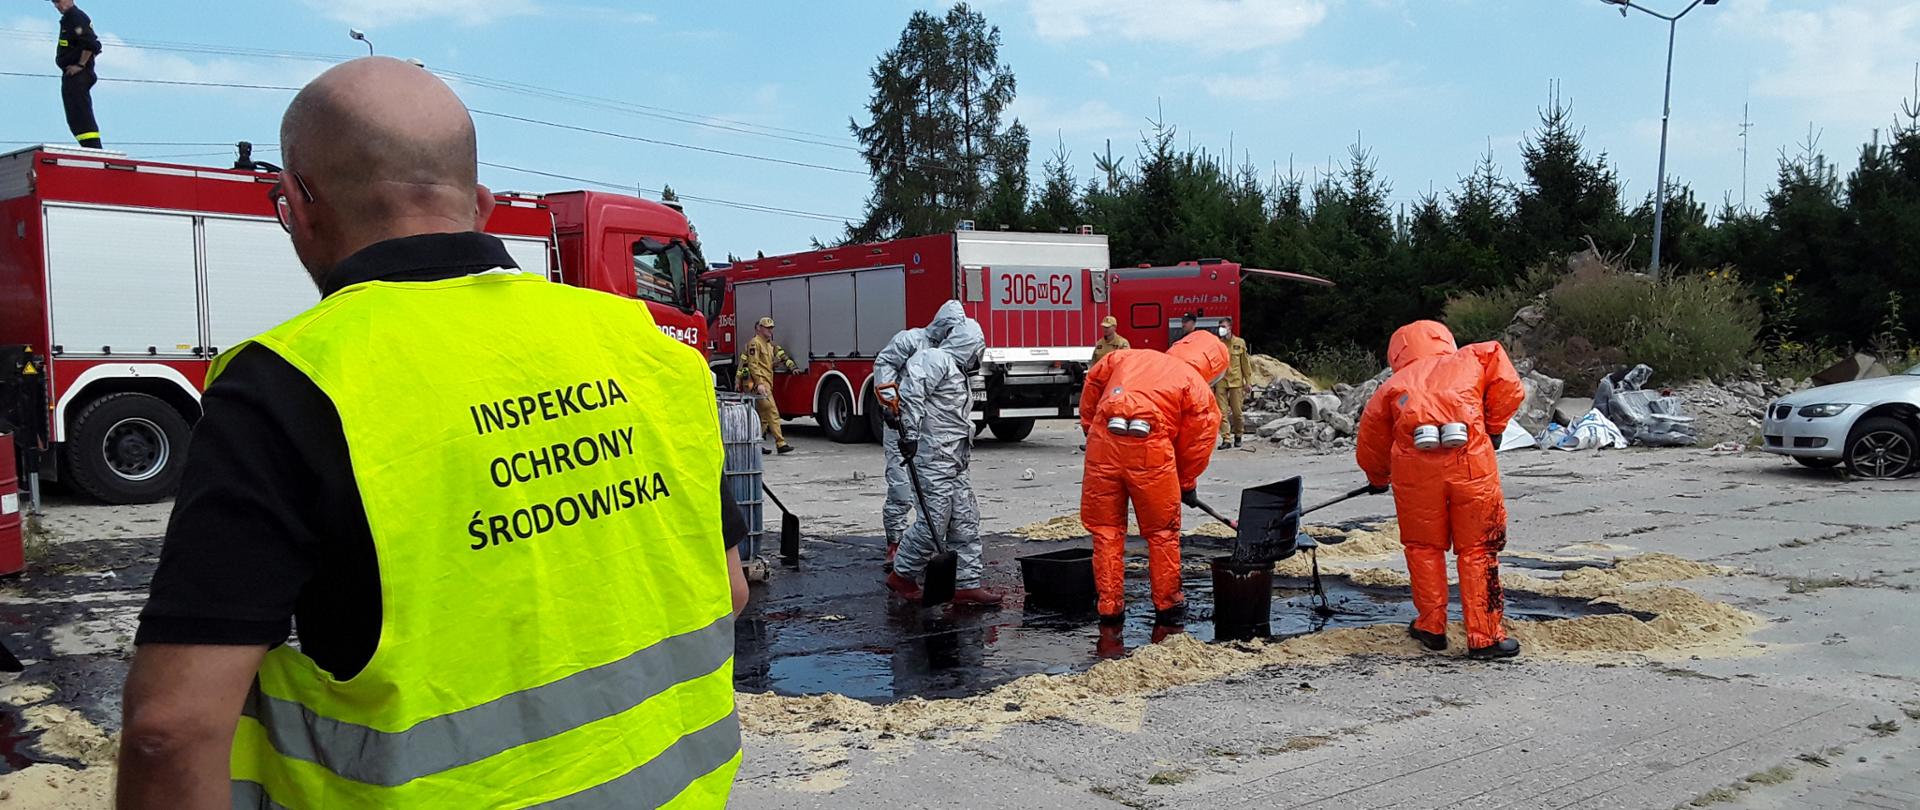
left=1364, top=483, right=1391, bottom=496
left=898, top=437, right=919, bottom=461
left=882, top=409, right=902, bottom=430
left=1180, top=488, right=1200, bottom=508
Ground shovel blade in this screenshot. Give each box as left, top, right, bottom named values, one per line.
left=0, top=638, right=22, bottom=673
left=779, top=513, right=801, bottom=566
left=921, top=550, right=959, bottom=607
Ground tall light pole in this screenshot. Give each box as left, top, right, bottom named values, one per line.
left=349, top=28, right=374, bottom=56
left=1599, top=0, right=1718, bottom=280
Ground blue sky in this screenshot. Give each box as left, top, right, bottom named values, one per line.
left=2, top=1, right=1916, bottom=258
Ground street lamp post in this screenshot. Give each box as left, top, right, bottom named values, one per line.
left=349, top=29, right=374, bottom=56
left=1599, top=0, right=1717, bottom=280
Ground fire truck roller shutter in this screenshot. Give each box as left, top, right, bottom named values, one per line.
left=498, top=237, right=552, bottom=278
left=202, top=218, right=320, bottom=352
left=733, top=281, right=773, bottom=374
left=768, top=277, right=809, bottom=372
left=45, top=207, right=200, bottom=359
left=853, top=268, right=906, bottom=442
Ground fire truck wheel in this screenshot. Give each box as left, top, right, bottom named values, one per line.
left=66, top=392, right=191, bottom=505
left=987, top=418, right=1036, bottom=443
left=817, top=378, right=871, bottom=444
left=863, top=387, right=887, bottom=443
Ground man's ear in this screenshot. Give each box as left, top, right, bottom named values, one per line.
left=473, top=184, right=496, bottom=230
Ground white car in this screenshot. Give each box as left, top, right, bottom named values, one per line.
left=1762, top=364, right=1920, bottom=478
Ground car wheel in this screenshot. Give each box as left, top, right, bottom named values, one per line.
left=1843, top=417, right=1916, bottom=479
left=1793, top=456, right=1841, bottom=470
left=65, top=392, right=192, bottom=504
left=816, top=378, right=870, bottom=444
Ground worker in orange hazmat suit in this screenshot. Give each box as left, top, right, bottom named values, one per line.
left=1356, top=320, right=1527, bottom=659
left=1080, top=331, right=1229, bottom=624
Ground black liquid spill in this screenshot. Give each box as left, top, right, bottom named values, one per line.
left=735, top=535, right=1643, bottom=704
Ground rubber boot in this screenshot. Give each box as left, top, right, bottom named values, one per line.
left=883, top=540, right=899, bottom=573
left=1468, top=638, right=1521, bottom=660
left=1408, top=620, right=1447, bottom=652
left=1095, top=624, right=1127, bottom=659
left=1153, top=601, right=1187, bottom=626
left=885, top=572, right=922, bottom=601
left=1098, top=611, right=1127, bottom=626
left=1150, top=623, right=1185, bottom=644
left=950, top=587, right=1005, bottom=607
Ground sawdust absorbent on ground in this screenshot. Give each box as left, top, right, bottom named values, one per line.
left=740, top=550, right=1759, bottom=751
left=0, top=705, right=119, bottom=810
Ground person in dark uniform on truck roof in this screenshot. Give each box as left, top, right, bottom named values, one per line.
left=51, top=0, right=103, bottom=149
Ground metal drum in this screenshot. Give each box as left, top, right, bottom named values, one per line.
left=717, top=393, right=765, bottom=560
left=0, top=432, right=22, bottom=576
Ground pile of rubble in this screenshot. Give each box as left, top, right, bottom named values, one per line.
left=1237, top=353, right=1573, bottom=454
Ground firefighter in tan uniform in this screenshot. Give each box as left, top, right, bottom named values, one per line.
left=741, top=316, right=798, bottom=455
left=1214, top=316, right=1254, bottom=449
left=1091, top=315, right=1130, bottom=366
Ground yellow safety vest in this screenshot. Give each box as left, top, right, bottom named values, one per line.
left=214, top=272, right=739, bottom=809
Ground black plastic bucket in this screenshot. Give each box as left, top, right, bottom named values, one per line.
left=1211, top=555, right=1274, bottom=640
left=1018, top=548, right=1096, bottom=613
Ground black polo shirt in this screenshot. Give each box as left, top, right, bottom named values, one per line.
left=56, top=6, right=101, bottom=69
left=135, top=232, right=745, bottom=679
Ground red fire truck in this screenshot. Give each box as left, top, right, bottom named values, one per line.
left=701, top=228, right=1116, bottom=444
left=0, top=145, right=710, bottom=504
left=1108, top=260, right=1334, bottom=351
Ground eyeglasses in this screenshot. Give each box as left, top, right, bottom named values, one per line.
left=267, top=171, right=313, bottom=234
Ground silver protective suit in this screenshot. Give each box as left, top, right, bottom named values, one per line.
left=893, top=316, right=987, bottom=587
left=875, top=301, right=968, bottom=544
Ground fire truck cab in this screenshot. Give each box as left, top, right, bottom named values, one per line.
left=1109, top=260, right=1334, bottom=349
left=0, top=145, right=708, bottom=504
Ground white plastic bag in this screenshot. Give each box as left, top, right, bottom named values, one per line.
left=1543, top=409, right=1627, bottom=451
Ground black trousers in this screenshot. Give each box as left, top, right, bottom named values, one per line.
left=61, top=68, right=101, bottom=149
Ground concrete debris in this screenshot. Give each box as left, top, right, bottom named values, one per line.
left=1247, top=354, right=1316, bottom=388
left=1289, top=393, right=1342, bottom=422
left=1811, top=353, right=1892, bottom=386
left=1517, top=370, right=1567, bottom=434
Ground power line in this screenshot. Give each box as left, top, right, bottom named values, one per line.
left=479, top=161, right=853, bottom=223
left=0, top=70, right=298, bottom=91
left=1, top=72, right=866, bottom=176
left=468, top=108, right=867, bottom=175
left=0, top=71, right=863, bottom=223
left=0, top=27, right=858, bottom=148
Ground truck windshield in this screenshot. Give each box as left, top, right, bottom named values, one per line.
left=632, top=237, right=703, bottom=309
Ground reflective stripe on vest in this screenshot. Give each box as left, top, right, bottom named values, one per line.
left=217, top=272, right=737, bottom=808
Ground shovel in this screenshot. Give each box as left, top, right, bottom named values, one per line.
left=761, top=483, right=802, bottom=567
left=902, top=452, right=957, bottom=607
left=1300, top=484, right=1379, bottom=521
left=1188, top=497, right=1238, bottom=531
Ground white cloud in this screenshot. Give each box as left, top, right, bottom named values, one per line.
left=1009, top=96, right=1136, bottom=137
left=1029, top=0, right=1328, bottom=52
left=1720, top=0, right=1920, bottom=131
left=300, top=0, right=540, bottom=27
left=1203, top=62, right=1398, bottom=103
left=1087, top=59, right=1111, bottom=80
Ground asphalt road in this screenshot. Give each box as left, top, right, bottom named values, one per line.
left=735, top=420, right=1920, bottom=810
left=2, top=417, right=1915, bottom=809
